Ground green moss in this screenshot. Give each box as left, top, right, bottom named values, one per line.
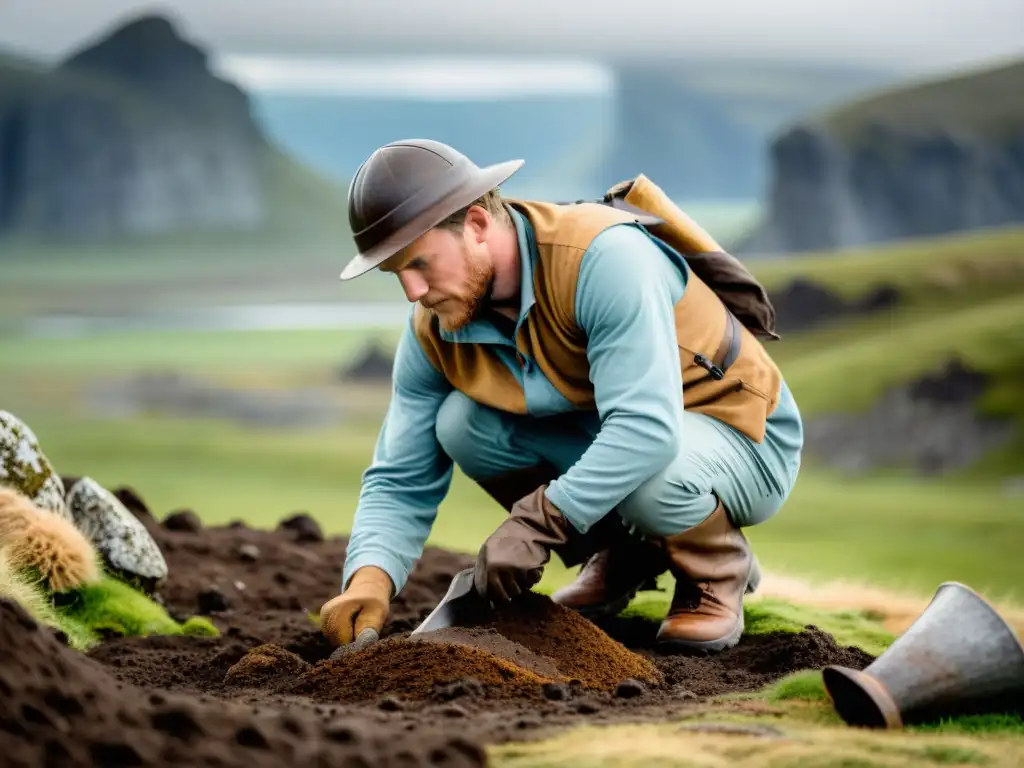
left=55, top=575, right=219, bottom=647
left=180, top=616, right=219, bottom=636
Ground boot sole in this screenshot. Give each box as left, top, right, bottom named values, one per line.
left=656, top=555, right=761, bottom=653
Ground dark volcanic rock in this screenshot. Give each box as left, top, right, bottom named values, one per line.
left=0, top=14, right=268, bottom=237
left=768, top=278, right=901, bottom=333
left=804, top=357, right=1015, bottom=475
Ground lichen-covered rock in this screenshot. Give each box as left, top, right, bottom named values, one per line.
left=0, top=410, right=69, bottom=519
left=65, top=476, right=168, bottom=588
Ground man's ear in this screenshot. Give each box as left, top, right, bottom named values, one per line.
left=463, top=205, right=491, bottom=244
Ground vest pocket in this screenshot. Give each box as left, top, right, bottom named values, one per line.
left=678, top=344, right=773, bottom=405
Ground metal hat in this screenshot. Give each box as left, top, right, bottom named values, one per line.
left=340, top=138, right=524, bottom=281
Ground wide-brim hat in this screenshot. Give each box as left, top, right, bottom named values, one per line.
left=340, top=139, right=524, bottom=281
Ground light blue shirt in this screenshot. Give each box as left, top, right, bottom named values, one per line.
left=341, top=208, right=802, bottom=594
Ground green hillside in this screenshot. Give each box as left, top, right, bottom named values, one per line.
left=815, top=56, right=1024, bottom=141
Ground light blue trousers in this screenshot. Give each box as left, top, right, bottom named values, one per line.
left=434, top=384, right=803, bottom=537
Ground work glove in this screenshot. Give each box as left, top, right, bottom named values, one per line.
left=319, top=565, right=393, bottom=646
left=474, top=484, right=574, bottom=603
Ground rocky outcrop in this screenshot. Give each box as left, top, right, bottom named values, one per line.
left=742, top=60, right=1024, bottom=254
left=0, top=15, right=269, bottom=238
left=804, top=358, right=1016, bottom=475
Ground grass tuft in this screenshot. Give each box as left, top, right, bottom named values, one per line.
left=911, top=713, right=1024, bottom=737
left=769, top=670, right=830, bottom=702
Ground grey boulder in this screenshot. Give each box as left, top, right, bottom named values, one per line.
left=0, top=410, right=70, bottom=519
left=66, top=476, right=168, bottom=589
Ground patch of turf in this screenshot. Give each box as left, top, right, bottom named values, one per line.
left=745, top=598, right=895, bottom=656
left=618, top=593, right=894, bottom=657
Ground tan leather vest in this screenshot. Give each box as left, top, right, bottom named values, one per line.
left=413, top=191, right=782, bottom=443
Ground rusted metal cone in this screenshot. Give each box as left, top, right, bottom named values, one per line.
left=823, top=581, right=1024, bottom=728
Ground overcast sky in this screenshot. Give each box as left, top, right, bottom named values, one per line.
left=2, top=0, right=1023, bottom=95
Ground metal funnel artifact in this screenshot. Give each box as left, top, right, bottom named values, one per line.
left=823, top=581, right=1024, bottom=728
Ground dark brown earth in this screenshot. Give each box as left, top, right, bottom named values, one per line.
left=1, top=487, right=876, bottom=767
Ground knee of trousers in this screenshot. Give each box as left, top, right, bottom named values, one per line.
left=615, top=467, right=717, bottom=538
left=435, top=390, right=513, bottom=478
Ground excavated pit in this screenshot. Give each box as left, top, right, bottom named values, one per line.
left=3, top=488, right=878, bottom=766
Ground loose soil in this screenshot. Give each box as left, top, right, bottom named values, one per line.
left=2, top=487, right=877, bottom=767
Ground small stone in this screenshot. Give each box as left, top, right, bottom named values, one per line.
left=574, top=699, right=600, bottom=715
left=278, top=513, right=324, bottom=543
left=234, top=581, right=246, bottom=592
left=673, top=687, right=698, bottom=700
left=440, top=704, right=467, bottom=718
left=541, top=683, right=570, bottom=701
left=434, top=677, right=483, bottom=701
left=198, top=587, right=230, bottom=614
left=238, top=544, right=260, bottom=563
left=163, top=510, right=202, bottom=533
left=615, top=679, right=646, bottom=699
left=0, top=410, right=69, bottom=519
left=378, top=696, right=404, bottom=712
left=66, top=477, right=168, bottom=587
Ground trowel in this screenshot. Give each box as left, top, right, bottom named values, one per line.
left=409, top=567, right=489, bottom=636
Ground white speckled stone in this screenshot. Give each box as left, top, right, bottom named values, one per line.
left=0, top=410, right=69, bottom=519
left=66, top=476, right=168, bottom=584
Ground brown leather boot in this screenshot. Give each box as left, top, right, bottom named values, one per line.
left=551, top=537, right=668, bottom=619
left=655, top=500, right=762, bottom=653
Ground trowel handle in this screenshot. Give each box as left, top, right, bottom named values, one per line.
left=352, top=627, right=380, bottom=650
left=328, top=627, right=380, bottom=660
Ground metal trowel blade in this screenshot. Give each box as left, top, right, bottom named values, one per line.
left=410, top=567, right=488, bottom=636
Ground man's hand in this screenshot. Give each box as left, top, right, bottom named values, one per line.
left=320, top=565, right=393, bottom=646
left=474, top=485, right=574, bottom=602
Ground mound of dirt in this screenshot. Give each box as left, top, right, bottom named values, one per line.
left=0, top=598, right=486, bottom=768
left=224, top=644, right=310, bottom=689
left=415, top=627, right=564, bottom=680
left=292, top=595, right=660, bottom=704
left=294, top=636, right=556, bottom=702
left=464, top=592, right=662, bottom=689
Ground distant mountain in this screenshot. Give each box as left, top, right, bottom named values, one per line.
left=740, top=57, right=1024, bottom=254
left=0, top=15, right=346, bottom=241
left=249, top=92, right=615, bottom=203
left=247, top=61, right=894, bottom=206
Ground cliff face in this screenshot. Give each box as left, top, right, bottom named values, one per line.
left=741, top=60, right=1024, bottom=255
left=0, top=15, right=269, bottom=238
